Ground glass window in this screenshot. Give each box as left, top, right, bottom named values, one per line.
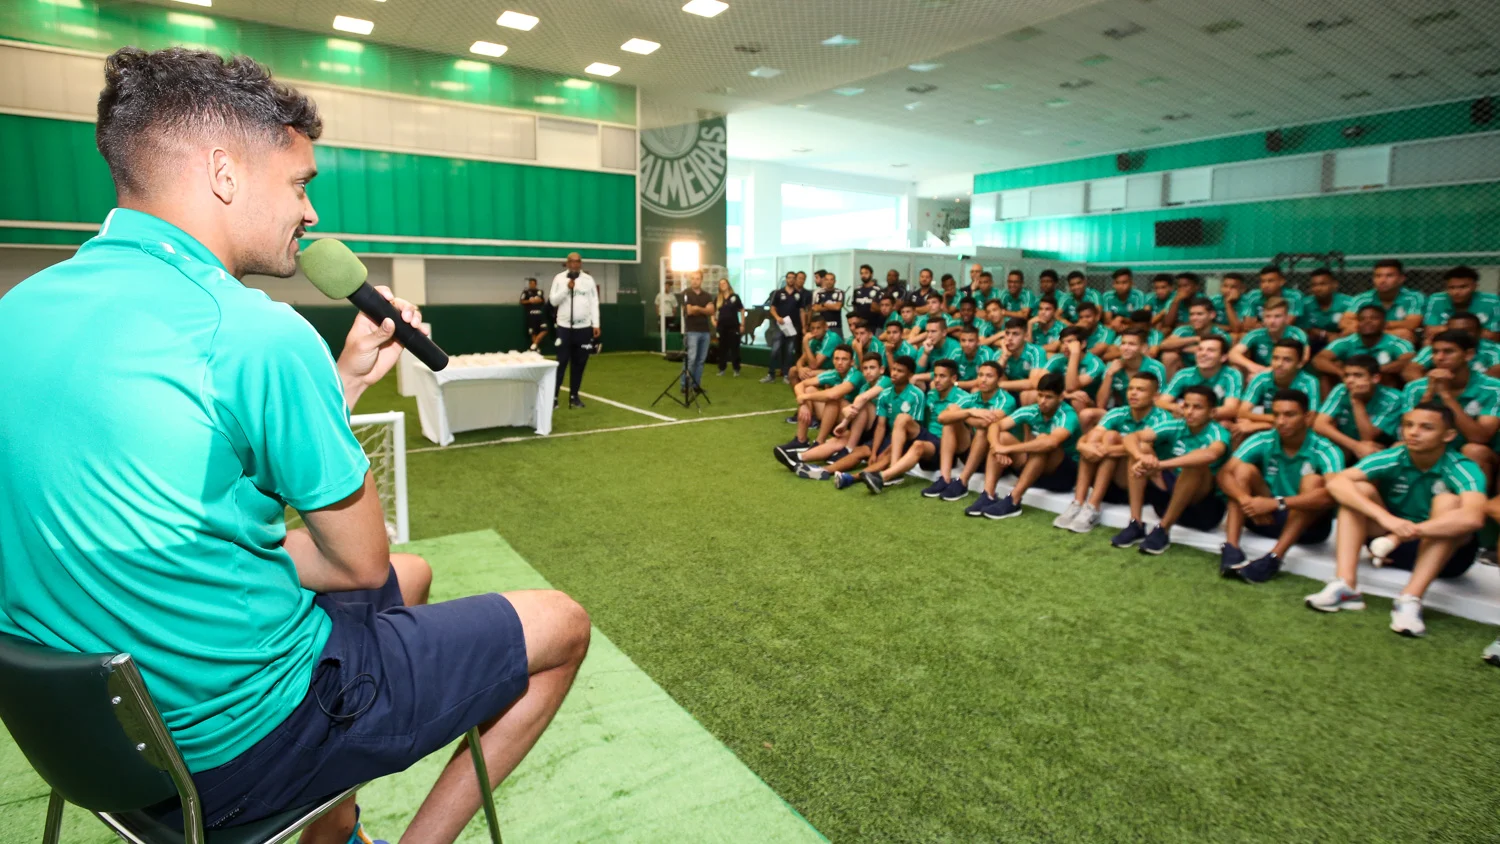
left=779, top=184, right=905, bottom=249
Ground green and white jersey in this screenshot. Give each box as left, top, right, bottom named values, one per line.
left=1168, top=325, right=1233, bottom=367
left=952, top=346, right=998, bottom=381
left=1412, top=339, right=1500, bottom=375
left=913, top=313, right=947, bottom=333
left=1030, top=319, right=1064, bottom=347
left=1232, top=430, right=1346, bottom=498
left=1424, top=290, right=1500, bottom=331
left=916, top=337, right=964, bottom=372
left=1317, top=384, right=1404, bottom=441
left=1166, top=364, right=1245, bottom=405
left=1350, top=287, right=1428, bottom=322
left=1240, top=369, right=1322, bottom=413
left=885, top=314, right=918, bottom=331
left=1061, top=288, right=1104, bottom=322
left=1238, top=325, right=1310, bottom=365
left=1400, top=373, right=1500, bottom=445
left=949, top=316, right=995, bottom=339
left=999, top=288, right=1038, bottom=314
left=815, top=368, right=852, bottom=390
left=1107, top=357, right=1169, bottom=408
left=1010, top=401, right=1082, bottom=458
left=1000, top=343, right=1049, bottom=381
left=1045, top=351, right=1108, bottom=384
left=883, top=340, right=920, bottom=365
left=1102, top=288, right=1151, bottom=318
left=1148, top=416, right=1233, bottom=469
left=1209, top=293, right=1252, bottom=327
left=923, top=386, right=970, bottom=435
left=1149, top=291, right=1176, bottom=317
left=1325, top=333, right=1415, bottom=366
left=1084, top=324, right=1119, bottom=349
left=876, top=383, right=926, bottom=423
left=1141, top=328, right=1165, bottom=348
left=1297, top=292, right=1354, bottom=332
left=1051, top=290, right=1075, bottom=320
left=809, top=332, right=841, bottom=367
left=960, top=388, right=1017, bottom=415
left=1101, top=405, right=1174, bottom=437
left=1356, top=445, right=1486, bottom=523
left=969, top=287, right=1000, bottom=307
left=1239, top=287, right=1309, bottom=321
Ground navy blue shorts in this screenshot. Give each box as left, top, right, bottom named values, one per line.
left=1146, top=469, right=1227, bottom=531
left=1382, top=535, right=1480, bottom=579
left=915, top=429, right=942, bottom=471
left=1245, top=508, right=1334, bottom=545
left=1033, top=455, right=1079, bottom=493
left=190, top=568, right=529, bottom=829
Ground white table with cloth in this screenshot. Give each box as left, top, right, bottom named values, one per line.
left=411, top=352, right=558, bottom=445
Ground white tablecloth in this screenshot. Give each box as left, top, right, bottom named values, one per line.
left=411, top=358, right=558, bottom=445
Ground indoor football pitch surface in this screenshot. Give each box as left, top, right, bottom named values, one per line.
left=3, top=353, right=1499, bottom=842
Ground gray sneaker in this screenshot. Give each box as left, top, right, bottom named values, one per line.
left=1068, top=503, right=1101, bottom=534
left=759, top=374, right=776, bottom=384
left=1483, top=637, right=1500, bottom=667
left=1304, top=579, right=1365, bottom=613
left=1052, top=501, right=1083, bottom=529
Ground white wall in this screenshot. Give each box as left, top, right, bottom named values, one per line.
left=731, top=159, right=919, bottom=256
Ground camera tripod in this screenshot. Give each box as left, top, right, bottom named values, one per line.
left=652, top=349, right=711, bottom=411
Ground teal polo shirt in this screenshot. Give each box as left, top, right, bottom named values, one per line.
left=0, top=209, right=369, bottom=773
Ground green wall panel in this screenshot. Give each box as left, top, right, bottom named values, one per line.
left=295, top=303, right=650, bottom=356
left=974, top=98, right=1496, bottom=193
left=973, top=183, right=1500, bottom=264
left=0, top=115, right=637, bottom=256
left=0, top=0, right=635, bottom=124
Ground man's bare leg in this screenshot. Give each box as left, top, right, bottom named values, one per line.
left=958, top=429, right=987, bottom=485
left=1157, top=466, right=1212, bottom=531
left=1127, top=467, right=1151, bottom=524
left=1223, top=463, right=1271, bottom=547
left=1009, top=448, right=1063, bottom=505
left=1401, top=494, right=1470, bottom=599
left=938, top=424, right=967, bottom=481
left=401, top=590, right=591, bottom=844
left=1334, top=482, right=1382, bottom=588
left=983, top=431, right=1021, bottom=498
left=1268, top=475, right=1329, bottom=558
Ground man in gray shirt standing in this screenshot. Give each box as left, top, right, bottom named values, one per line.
left=681, top=272, right=715, bottom=395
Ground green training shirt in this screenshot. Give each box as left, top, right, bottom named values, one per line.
left=876, top=383, right=927, bottom=423
left=1106, top=357, right=1169, bottom=408
left=1355, top=446, right=1486, bottom=523
left=1166, top=364, right=1245, bottom=405
left=1231, top=429, right=1345, bottom=498
left=1350, top=287, right=1428, bottom=322
left=1238, top=325, right=1310, bottom=365
left=1148, top=416, right=1233, bottom=468
left=924, top=386, right=971, bottom=435
left=1240, top=369, right=1321, bottom=413
left=1009, top=402, right=1082, bottom=458
left=1317, top=384, right=1404, bottom=441
left=1324, top=333, right=1414, bottom=366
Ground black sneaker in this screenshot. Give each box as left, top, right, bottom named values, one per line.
left=1219, top=543, right=1246, bottom=576
left=1110, top=520, right=1148, bottom=548
left=779, top=438, right=811, bottom=453
left=1139, top=525, right=1171, bottom=555
left=921, top=477, right=949, bottom=498
left=807, top=417, right=820, bottom=429
left=553, top=397, right=560, bottom=409
left=982, top=494, right=1022, bottom=520
left=863, top=472, right=885, bottom=494
left=941, top=479, right=971, bottom=501
left=1236, top=553, right=1283, bottom=584
left=785, top=415, right=800, bottom=424
left=570, top=396, right=586, bottom=409
left=964, top=492, right=995, bottom=516
left=773, top=446, right=798, bottom=471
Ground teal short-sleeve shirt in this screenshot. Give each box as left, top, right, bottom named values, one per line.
left=1356, top=446, right=1485, bottom=522
left=0, top=209, right=369, bottom=773
left=1231, top=430, right=1345, bottom=497
left=1010, top=402, right=1082, bottom=458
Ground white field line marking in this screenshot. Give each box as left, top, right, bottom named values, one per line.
left=408, top=407, right=794, bottom=453
left=558, top=386, right=674, bottom=421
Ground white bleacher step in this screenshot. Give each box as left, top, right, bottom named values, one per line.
left=907, top=467, right=1500, bottom=627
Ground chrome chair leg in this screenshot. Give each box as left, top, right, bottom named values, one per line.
left=43, top=790, right=64, bottom=844
left=465, top=726, right=503, bottom=844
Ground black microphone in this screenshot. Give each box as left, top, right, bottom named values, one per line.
left=300, top=239, right=449, bottom=371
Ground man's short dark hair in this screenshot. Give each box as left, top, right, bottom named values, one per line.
left=1008, top=270, right=1025, bottom=281
left=1112, top=268, right=1133, bottom=280
left=1037, top=296, right=1058, bottom=310
left=1177, top=272, right=1203, bottom=286
left=1077, top=301, right=1099, bottom=316
left=1120, top=327, right=1147, bottom=343
left=1188, top=297, right=1215, bottom=312
left=860, top=264, right=874, bottom=273
left=1445, top=265, right=1479, bottom=283
left=978, top=361, right=1002, bottom=377
left=1343, top=354, right=1381, bottom=376
left=1151, top=273, right=1173, bottom=285
left=1309, top=267, right=1335, bottom=281
left=927, top=292, right=944, bottom=303
left=1271, top=388, right=1310, bottom=413
left=892, top=355, right=917, bottom=374
left=1059, top=326, right=1090, bottom=343
left=1067, top=271, right=1086, bottom=281
left=1259, top=264, right=1283, bottom=277
left=97, top=47, right=322, bottom=196
left=1004, top=317, right=1028, bottom=331
left=959, top=296, right=978, bottom=308
left=861, top=352, right=883, bottom=365
left=1432, top=329, right=1477, bottom=352
left=1130, top=371, right=1160, bottom=389
left=979, top=272, right=994, bottom=282
left=1357, top=303, right=1387, bottom=319
left=1272, top=337, right=1305, bottom=358
left=1180, top=384, right=1218, bottom=407
left=958, top=326, right=979, bottom=338
left=920, top=267, right=932, bottom=277
left=1450, top=311, right=1482, bottom=331
left=1412, top=400, right=1455, bottom=428
left=1374, top=258, right=1405, bottom=273
left=808, top=315, right=827, bottom=327
left=1128, top=309, right=1152, bottom=323
left=832, top=344, right=854, bottom=358
left=1197, top=334, right=1227, bottom=353
left=814, top=269, right=827, bottom=278
left=934, top=360, right=959, bottom=376
left=1037, top=372, right=1066, bottom=394
left=1040, top=269, right=1059, bottom=282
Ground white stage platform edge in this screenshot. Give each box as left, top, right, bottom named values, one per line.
left=906, top=467, right=1500, bottom=627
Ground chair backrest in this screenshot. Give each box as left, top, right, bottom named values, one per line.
left=0, top=633, right=183, bottom=813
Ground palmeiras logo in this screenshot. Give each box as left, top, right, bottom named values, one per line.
left=640, top=117, right=727, bottom=219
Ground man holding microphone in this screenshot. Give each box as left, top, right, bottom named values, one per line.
left=550, top=251, right=601, bottom=409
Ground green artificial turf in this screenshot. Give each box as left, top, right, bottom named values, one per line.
left=379, top=354, right=1500, bottom=843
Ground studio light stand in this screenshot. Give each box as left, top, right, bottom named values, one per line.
left=652, top=346, right=711, bottom=411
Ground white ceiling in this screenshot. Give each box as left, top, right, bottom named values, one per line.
left=134, top=0, right=1500, bottom=186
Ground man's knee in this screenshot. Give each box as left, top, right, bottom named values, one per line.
left=504, top=589, right=591, bottom=673
left=390, top=553, right=432, bottom=607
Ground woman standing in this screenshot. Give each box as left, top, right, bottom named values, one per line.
left=715, top=277, right=745, bottom=376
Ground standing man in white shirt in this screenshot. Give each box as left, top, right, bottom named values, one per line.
left=655, top=280, right=680, bottom=333
left=550, top=252, right=600, bottom=409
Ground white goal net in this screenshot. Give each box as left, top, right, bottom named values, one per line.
left=284, top=411, right=410, bottom=545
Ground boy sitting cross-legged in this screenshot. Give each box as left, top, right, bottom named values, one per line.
left=864, top=360, right=969, bottom=494
left=1053, top=371, right=1174, bottom=534
left=1313, top=353, right=1404, bottom=462
left=783, top=352, right=890, bottom=479
left=923, top=360, right=1016, bottom=501
left=1112, top=385, right=1232, bottom=554
left=776, top=343, right=857, bottom=458
left=969, top=372, right=1083, bottom=519
left=831, top=355, right=926, bottom=490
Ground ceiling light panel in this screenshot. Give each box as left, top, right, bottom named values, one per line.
left=470, top=40, right=507, bottom=57
left=822, top=34, right=860, bottom=47
left=832, top=87, right=864, bottom=96
left=497, top=11, right=538, bottom=30
left=749, top=66, right=782, bottom=78
left=170, top=0, right=212, bottom=6
left=585, top=62, right=620, bottom=77
left=908, top=62, right=942, bottom=72
left=621, top=38, right=660, bottom=55
left=682, top=0, right=728, bottom=18
left=332, top=15, right=373, bottom=35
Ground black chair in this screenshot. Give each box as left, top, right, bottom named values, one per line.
left=0, top=633, right=504, bottom=844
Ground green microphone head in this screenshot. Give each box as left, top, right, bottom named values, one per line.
left=299, top=238, right=367, bottom=299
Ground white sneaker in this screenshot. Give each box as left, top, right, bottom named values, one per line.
left=1390, top=595, right=1426, bottom=637
left=1483, top=637, right=1500, bottom=667
left=1069, top=504, right=1101, bottom=534
left=1053, top=501, right=1083, bottom=529
left=1304, top=579, right=1365, bottom=613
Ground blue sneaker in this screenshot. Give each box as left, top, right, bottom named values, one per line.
left=921, top=477, right=949, bottom=498
left=965, top=492, right=995, bottom=516
left=982, top=494, right=1022, bottom=520
left=1219, top=543, right=1246, bottom=576
left=1138, top=525, right=1171, bottom=555
left=779, top=438, right=811, bottom=453
left=833, top=471, right=856, bottom=490
left=1236, top=553, right=1282, bottom=584
left=794, top=463, right=830, bottom=480
left=1110, top=520, right=1148, bottom=548
left=785, top=415, right=800, bottom=424
left=941, top=478, right=970, bottom=501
